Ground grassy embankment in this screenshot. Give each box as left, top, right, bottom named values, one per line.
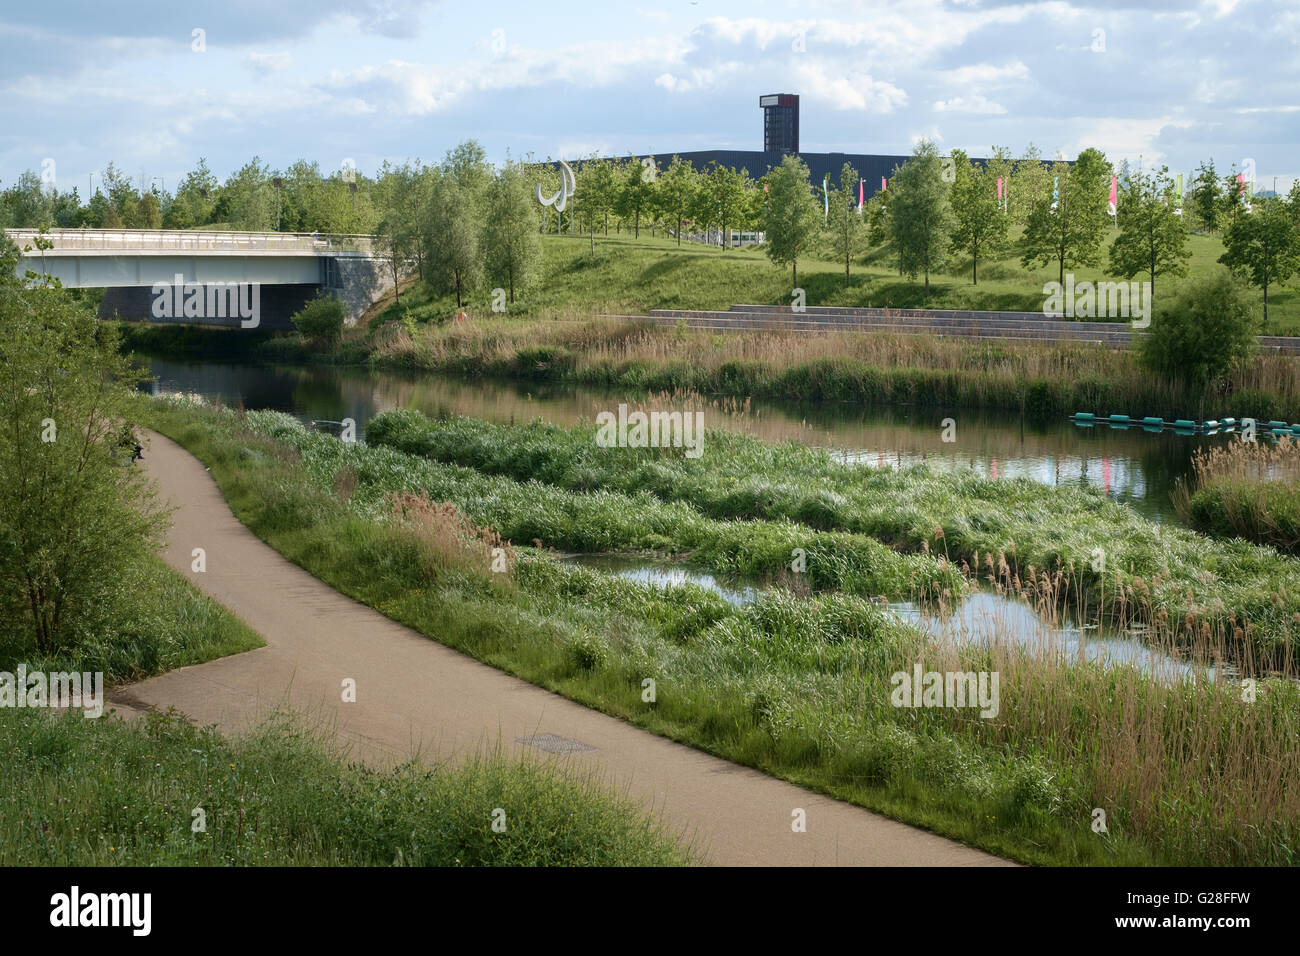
left=140, top=395, right=1300, bottom=866
left=374, top=229, right=1299, bottom=334
left=115, top=232, right=1300, bottom=423
left=1176, top=438, right=1300, bottom=556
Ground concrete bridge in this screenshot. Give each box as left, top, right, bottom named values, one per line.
left=5, top=228, right=394, bottom=329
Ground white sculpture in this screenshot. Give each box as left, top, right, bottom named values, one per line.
left=536, top=160, right=576, bottom=213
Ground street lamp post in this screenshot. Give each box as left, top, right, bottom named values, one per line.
left=273, top=176, right=284, bottom=231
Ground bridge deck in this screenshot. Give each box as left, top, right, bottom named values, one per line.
left=5, top=228, right=375, bottom=256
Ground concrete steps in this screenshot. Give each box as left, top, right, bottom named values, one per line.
left=609, top=305, right=1300, bottom=354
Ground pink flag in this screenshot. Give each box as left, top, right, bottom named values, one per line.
left=859, top=179, right=864, bottom=208
left=881, top=176, right=887, bottom=191
left=1108, top=176, right=1117, bottom=216
left=996, top=176, right=1003, bottom=200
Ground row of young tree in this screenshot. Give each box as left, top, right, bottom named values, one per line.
left=373, top=143, right=542, bottom=307
left=0, top=158, right=379, bottom=234
left=756, top=143, right=1300, bottom=321
left=4, top=142, right=1296, bottom=318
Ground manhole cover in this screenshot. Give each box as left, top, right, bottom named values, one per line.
left=516, top=733, right=596, bottom=755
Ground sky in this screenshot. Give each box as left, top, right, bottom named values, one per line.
left=1, top=0, right=1295, bottom=196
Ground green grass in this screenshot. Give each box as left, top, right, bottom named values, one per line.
left=0, top=491, right=690, bottom=868
left=376, top=229, right=1300, bottom=334
left=0, top=554, right=263, bottom=681
left=137, top=395, right=1300, bottom=866
left=0, top=708, right=692, bottom=866
left=365, top=407, right=1300, bottom=663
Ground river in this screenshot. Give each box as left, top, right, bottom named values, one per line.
left=138, top=355, right=1238, bottom=523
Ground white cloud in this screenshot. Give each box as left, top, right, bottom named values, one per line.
left=246, top=51, right=293, bottom=75
left=794, top=63, right=907, bottom=112
left=933, top=94, right=1007, bottom=115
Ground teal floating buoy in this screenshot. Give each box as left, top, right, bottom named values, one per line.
left=1108, top=414, right=1132, bottom=424
left=1202, top=420, right=1220, bottom=430
left=1072, top=412, right=1096, bottom=421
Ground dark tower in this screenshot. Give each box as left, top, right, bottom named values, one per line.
left=759, top=93, right=799, bottom=154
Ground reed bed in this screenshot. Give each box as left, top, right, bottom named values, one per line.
left=1175, top=437, right=1300, bottom=555
left=141, top=395, right=1300, bottom=865
left=366, top=408, right=1300, bottom=667
left=368, top=315, right=1300, bottom=422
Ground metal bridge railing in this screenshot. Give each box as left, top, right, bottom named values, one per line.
left=4, top=228, right=376, bottom=256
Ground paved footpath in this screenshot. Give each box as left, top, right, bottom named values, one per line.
left=117, top=429, right=1010, bottom=867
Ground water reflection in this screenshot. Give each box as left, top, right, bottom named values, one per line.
left=565, top=555, right=1218, bottom=682
left=138, top=355, right=1237, bottom=522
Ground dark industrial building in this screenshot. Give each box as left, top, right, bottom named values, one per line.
left=623, top=94, right=932, bottom=193
left=760, top=93, right=800, bottom=154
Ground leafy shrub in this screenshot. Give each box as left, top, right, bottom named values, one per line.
left=566, top=631, right=609, bottom=671
left=1138, top=269, right=1259, bottom=385
left=292, top=292, right=346, bottom=347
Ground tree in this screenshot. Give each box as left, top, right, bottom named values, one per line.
left=709, top=164, right=752, bottom=248
left=1219, top=167, right=1249, bottom=231
left=164, top=158, right=219, bottom=229
left=864, top=189, right=898, bottom=274
left=949, top=148, right=1008, bottom=285
left=1219, top=196, right=1299, bottom=325
left=138, top=191, right=163, bottom=229
left=888, top=140, right=953, bottom=298
left=656, top=156, right=698, bottom=246
left=827, top=161, right=864, bottom=283
left=580, top=158, right=618, bottom=237
left=1188, top=159, right=1221, bottom=232
left=373, top=161, right=424, bottom=304
left=761, top=154, right=821, bottom=289
left=422, top=142, right=490, bottom=308
left=1108, top=165, right=1191, bottom=305
left=0, top=246, right=162, bottom=650
left=1, top=170, right=54, bottom=227
left=483, top=159, right=542, bottom=302
left=1009, top=144, right=1050, bottom=225
left=291, top=291, right=345, bottom=347
left=1020, top=148, right=1111, bottom=288
left=222, top=157, right=275, bottom=230
left=616, top=156, right=655, bottom=238
left=1138, top=268, right=1259, bottom=386
left=571, top=158, right=607, bottom=254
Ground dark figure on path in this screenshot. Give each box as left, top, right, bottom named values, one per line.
left=119, top=424, right=143, bottom=463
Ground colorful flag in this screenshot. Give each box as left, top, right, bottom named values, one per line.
left=1108, top=176, right=1117, bottom=216
left=823, top=174, right=830, bottom=221
left=997, top=176, right=1003, bottom=200
left=858, top=178, right=864, bottom=213
left=881, top=176, right=887, bottom=191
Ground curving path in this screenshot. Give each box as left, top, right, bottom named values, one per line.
left=117, top=429, right=1010, bottom=867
